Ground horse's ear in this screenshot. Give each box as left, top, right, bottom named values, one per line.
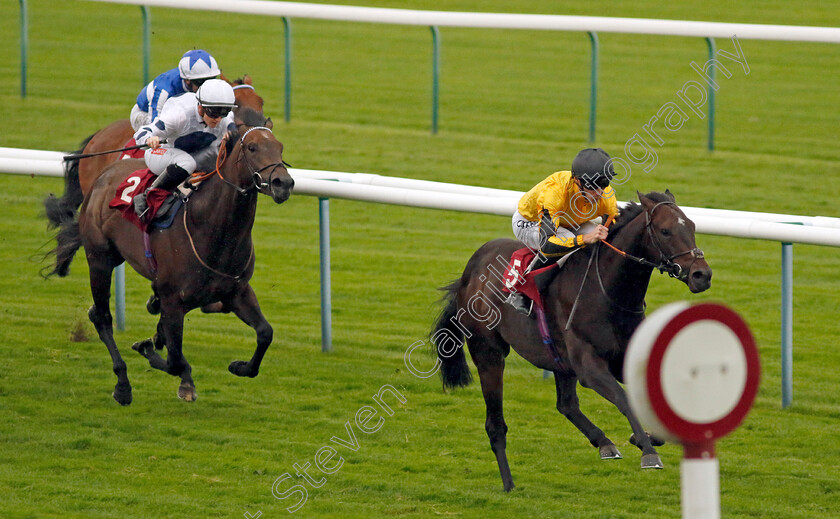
left=244, top=74, right=252, bottom=85
left=264, top=117, right=274, bottom=130
left=664, top=189, right=676, bottom=202
left=220, top=71, right=229, bottom=83
left=637, top=191, right=655, bottom=210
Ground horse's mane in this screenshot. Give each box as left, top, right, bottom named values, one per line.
left=236, top=107, right=269, bottom=128
left=606, top=191, right=674, bottom=239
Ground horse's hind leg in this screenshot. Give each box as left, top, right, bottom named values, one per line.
left=469, top=339, right=514, bottom=492
left=131, top=320, right=167, bottom=368
left=88, top=263, right=132, bottom=405
left=554, top=373, right=621, bottom=460
left=225, top=283, right=272, bottom=378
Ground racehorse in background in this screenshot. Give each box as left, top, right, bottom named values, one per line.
left=431, top=190, right=712, bottom=491
left=45, top=109, right=294, bottom=405
left=43, top=74, right=266, bottom=230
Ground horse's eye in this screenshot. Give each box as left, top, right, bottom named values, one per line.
left=247, top=143, right=257, bottom=152
left=661, top=228, right=672, bottom=237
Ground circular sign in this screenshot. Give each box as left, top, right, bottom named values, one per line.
left=624, top=302, right=760, bottom=446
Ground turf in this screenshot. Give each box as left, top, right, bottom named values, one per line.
left=2, top=1, right=839, bottom=518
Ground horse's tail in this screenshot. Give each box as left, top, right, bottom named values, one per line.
left=431, top=279, right=473, bottom=389
left=43, top=134, right=92, bottom=229
left=41, top=219, right=82, bottom=278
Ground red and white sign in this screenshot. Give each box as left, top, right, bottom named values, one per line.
left=625, top=302, right=760, bottom=519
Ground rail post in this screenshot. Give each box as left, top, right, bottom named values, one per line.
left=430, top=26, right=440, bottom=134
left=141, top=6, right=151, bottom=84
left=19, top=0, right=28, bottom=98
left=282, top=17, right=292, bottom=123
left=587, top=32, right=599, bottom=144
left=319, top=197, right=332, bottom=352
left=781, top=242, right=793, bottom=407
left=705, top=37, right=716, bottom=151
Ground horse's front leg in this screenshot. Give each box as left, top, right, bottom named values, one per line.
left=567, top=335, right=663, bottom=469
left=553, top=373, right=622, bottom=460
left=225, top=283, right=272, bottom=378
left=156, top=303, right=196, bottom=401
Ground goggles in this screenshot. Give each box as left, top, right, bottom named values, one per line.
left=580, top=176, right=610, bottom=191
left=203, top=105, right=232, bottom=119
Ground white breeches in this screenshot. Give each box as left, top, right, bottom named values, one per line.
left=511, top=211, right=598, bottom=250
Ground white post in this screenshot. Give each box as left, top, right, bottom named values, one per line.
left=681, top=457, right=720, bottom=519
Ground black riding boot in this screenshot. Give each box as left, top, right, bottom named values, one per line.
left=134, top=164, right=190, bottom=220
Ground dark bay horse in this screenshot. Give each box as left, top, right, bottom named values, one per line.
left=47, top=109, right=294, bottom=405
left=44, top=75, right=266, bottom=229
left=431, top=191, right=712, bottom=491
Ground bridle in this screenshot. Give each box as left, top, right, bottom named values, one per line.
left=568, top=201, right=705, bottom=325
left=640, top=201, right=705, bottom=281
left=601, top=201, right=704, bottom=281
left=237, top=126, right=292, bottom=193
left=206, top=126, right=290, bottom=195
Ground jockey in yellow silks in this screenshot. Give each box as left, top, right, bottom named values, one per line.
left=508, top=148, right=619, bottom=315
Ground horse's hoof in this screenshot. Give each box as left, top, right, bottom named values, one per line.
left=146, top=294, right=160, bottom=315
left=131, top=339, right=154, bottom=357
left=630, top=432, right=666, bottom=448
left=178, top=382, right=197, bottom=402
left=599, top=444, right=622, bottom=460
left=228, top=360, right=257, bottom=378
left=112, top=386, right=133, bottom=406
left=641, top=453, right=664, bottom=469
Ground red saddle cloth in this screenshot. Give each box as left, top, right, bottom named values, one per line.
left=119, top=138, right=145, bottom=160
left=108, top=168, right=173, bottom=232
left=501, top=248, right=559, bottom=311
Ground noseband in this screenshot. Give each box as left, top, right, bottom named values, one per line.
left=644, top=201, right=705, bottom=280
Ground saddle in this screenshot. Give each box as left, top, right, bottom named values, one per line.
left=108, top=168, right=188, bottom=233
left=502, top=247, right=577, bottom=373
left=501, top=247, right=577, bottom=311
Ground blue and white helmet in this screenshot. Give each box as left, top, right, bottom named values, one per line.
left=178, top=50, right=220, bottom=80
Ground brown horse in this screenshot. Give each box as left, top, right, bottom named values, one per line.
left=46, top=109, right=294, bottom=405
left=44, top=75, right=266, bottom=229
left=431, top=191, right=712, bottom=491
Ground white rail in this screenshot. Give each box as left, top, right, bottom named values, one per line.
left=87, top=0, right=840, bottom=43
left=2, top=149, right=839, bottom=246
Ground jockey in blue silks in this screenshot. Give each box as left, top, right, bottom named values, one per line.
left=129, top=49, right=221, bottom=132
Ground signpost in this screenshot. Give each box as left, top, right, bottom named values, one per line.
left=624, top=302, right=760, bottom=519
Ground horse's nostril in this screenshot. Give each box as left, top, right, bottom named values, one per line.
left=272, top=176, right=294, bottom=190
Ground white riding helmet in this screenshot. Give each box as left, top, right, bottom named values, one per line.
left=196, top=79, right=237, bottom=108
left=178, top=50, right=221, bottom=80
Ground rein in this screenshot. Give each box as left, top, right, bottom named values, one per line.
left=601, top=201, right=704, bottom=281
left=189, top=126, right=285, bottom=194
left=179, top=125, right=279, bottom=280
left=182, top=209, right=254, bottom=280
